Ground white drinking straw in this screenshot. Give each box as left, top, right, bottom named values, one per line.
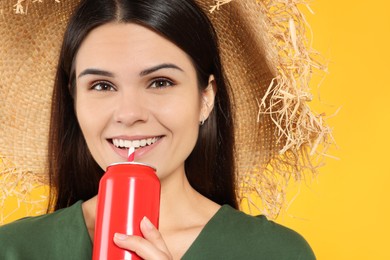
left=127, top=146, right=135, bottom=162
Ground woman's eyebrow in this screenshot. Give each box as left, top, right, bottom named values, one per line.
left=139, top=63, right=183, bottom=76
left=77, top=64, right=183, bottom=79
left=78, top=69, right=115, bottom=79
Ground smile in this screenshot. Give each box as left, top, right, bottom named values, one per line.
left=112, top=137, right=161, bottom=149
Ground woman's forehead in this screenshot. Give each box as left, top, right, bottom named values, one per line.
left=75, top=23, right=196, bottom=76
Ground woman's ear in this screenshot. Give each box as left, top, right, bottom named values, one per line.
left=200, top=75, right=217, bottom=124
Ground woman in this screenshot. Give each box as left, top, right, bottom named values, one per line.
left=0, top=0, right=328, bottom=259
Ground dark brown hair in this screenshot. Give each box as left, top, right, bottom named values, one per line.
left=48, top=0, right=236, bottom=211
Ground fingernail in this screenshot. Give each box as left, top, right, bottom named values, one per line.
left=142, top=216, right=154, bottom=230
left=114, top=233, right=127, bottom=240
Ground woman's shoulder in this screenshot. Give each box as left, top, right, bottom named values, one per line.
left=0, top=200, right=92, bottom=259
left=218, top=205, right=312, bottom=241
left=0, top=200, right=86, bottom=237
left=184, top=205, right=316, bottom=259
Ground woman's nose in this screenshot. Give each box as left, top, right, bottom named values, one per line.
left=113, top=90, right=148, bottom=126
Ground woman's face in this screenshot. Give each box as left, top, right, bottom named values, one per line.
left=74, top=23, right=214, bottom=181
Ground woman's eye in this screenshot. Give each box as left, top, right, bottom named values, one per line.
left=149, top=78, right=174, bottom=89
left=91, top=82, right=116, bottom=91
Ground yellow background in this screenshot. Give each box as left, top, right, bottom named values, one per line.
left=279, top=0, right=390, bottom=259
left=2, top=0, right=390, bottom=259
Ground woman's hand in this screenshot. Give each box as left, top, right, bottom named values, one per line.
left=113, top=217, right=172, bottom=260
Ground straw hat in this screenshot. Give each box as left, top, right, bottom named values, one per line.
left=0, top=0, right=331, bottom=222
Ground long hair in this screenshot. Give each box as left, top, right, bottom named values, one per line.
left=48, top=0, right=237, bottom=211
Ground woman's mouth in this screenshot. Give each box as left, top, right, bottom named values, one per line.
left=110, top=136, right=162, bottom=150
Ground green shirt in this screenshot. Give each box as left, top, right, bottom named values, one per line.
left=0, top=201, right=315, bottom=259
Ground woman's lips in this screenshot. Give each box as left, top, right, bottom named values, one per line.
left=108, top=136, right=163, bottom=160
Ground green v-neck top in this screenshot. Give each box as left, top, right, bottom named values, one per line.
left=0, top=201, right=315, bottom=259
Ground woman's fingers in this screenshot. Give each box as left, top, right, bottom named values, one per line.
left=113, top=217, right=172, bottom=260
left=140, top=216, right=171, bottom=254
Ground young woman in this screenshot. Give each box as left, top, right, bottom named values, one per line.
left=0, top=0, right=322, bottom=259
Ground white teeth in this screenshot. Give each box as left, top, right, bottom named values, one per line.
left=133, top=140, right=140, bottom=147
left=112, top=137, right=160, bottom=149
left=113, top=139, right=119, bottom=147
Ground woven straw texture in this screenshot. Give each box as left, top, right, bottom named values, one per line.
left=0, top=0, right=331, bottom=222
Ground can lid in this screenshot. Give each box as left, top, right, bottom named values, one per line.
left=107, top=161, right=157, bottom=171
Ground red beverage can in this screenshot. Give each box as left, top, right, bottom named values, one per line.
left=92, top=162, right=160, bottom=260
